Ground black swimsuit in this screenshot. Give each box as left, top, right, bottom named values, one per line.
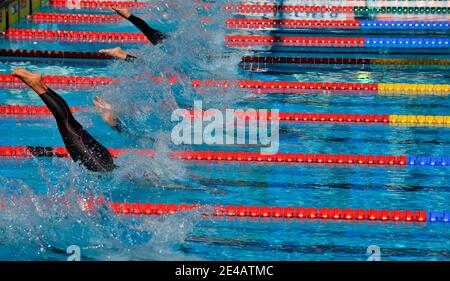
left=40, top=88, right=116, bottom=172
left=127, top=15, right=167, bottom=45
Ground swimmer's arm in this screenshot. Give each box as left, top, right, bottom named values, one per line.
left=111, top=7, right=167, bottom=45
left=126, top=15, right=167, bottom=45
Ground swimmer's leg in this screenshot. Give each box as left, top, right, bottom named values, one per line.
left=12, top=68, right=116, bottom=172
left=112, top=7, right=167, bottom=45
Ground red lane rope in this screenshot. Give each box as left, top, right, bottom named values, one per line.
left=225, top=35, right=365, bottom=48
left=225, top=5, right=355, bottom=14
left=191, top=79, right=379, bottom=93
left=108, top=202, right=427, bottom=223
left=226, top=19, right=361, bottom=29
left=0, top=105, right=82, bottom=115
left=28, top=12, right=123, bottom=24
left=1, top=73, right=380, bottom=93
left=49, top=0, right=150, bottom=8
left=6, top=30, right=366, bottom=47
left=28, top=12, right=211, bottom=25
left=187, top=110, right=390, bottom=123
left=0, top=104, right=392, bottom=124
left=6, top=74, right=446, bottom=97
left=6, top=29, right=148, bottom=44
left=0, top=146, right=408, bottom=166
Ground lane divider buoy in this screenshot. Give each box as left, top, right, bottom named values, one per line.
left=109, top=202, right=430, bottom=223
left=0, top=48, right=112, bottom=60
left=225, top=35, right=449, bottom=48
left=0, top=146, right=448, bottom=167
left=6, top=29, right=149, bottom=44
left=6, top=30, right=449, bottom=49
left=226, top=19, right=449, bottom=30
left=224, top=4, right=450, bottom=15
left=2, top=105, right=450, bottom=127
left=1, top=73, right=448, bottom=96
left=91, top=200, right=450, bottom=224
left=28, top=12, right=123, bottom=24
left=28, top=12, right=210, bottom=25
left=49, top=0, right=150, bottom=9
left=241, top=56, right=450, bottom=66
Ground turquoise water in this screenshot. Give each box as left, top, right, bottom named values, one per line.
left=0, top=0, right=449, bottom=260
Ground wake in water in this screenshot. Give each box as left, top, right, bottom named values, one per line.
left=0, top=167, right=203, bottom=260
left=0, top=0, right=246, bottom=260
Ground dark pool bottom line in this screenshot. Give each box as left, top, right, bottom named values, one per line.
left=0, top=146, right=449, bottom=167
left=2, top=49, right=449, bottom=68
left=186, top=237, right=450, bottom=259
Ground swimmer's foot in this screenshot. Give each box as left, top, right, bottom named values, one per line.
left=99, top=47, right=128, bottom=60
left=93, top=96, right=117, bottom=128
left=12, top=68, right=48, bottom=95
left=111, top=7, right=131, bottom=19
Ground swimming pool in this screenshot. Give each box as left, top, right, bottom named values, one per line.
left=0, top=0, right=449, bottom=261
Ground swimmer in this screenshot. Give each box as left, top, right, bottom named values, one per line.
left=99, top=7, right=167, bottom=60
left=12, top=68, right=116, bottom=172
left=92, top=96, right=123, bottom=132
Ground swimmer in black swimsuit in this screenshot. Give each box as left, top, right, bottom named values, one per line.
left=12, top=68, right=116, bottom=172
left=99, top=7, right=167, bottom=61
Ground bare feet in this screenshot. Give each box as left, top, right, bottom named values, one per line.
left=99, top=47, right=128, bottom=60
left=93, top=96, right=118, bottom=128
left=111, top=7, right=131, bottom=19
left=12, top=68, right=48, bottom=95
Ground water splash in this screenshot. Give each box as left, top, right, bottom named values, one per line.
left=0, top=0, right=246, bottom=260
left=0, top=171, right=201, bottom=261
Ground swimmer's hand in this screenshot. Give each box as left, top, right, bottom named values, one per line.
left=99, top=47, right=128, bottom=60
left=93, top=96, right=113, bottom=111
left=111, top=7, right=131, bottom=19
left=93, top=96, right=117, bottom=128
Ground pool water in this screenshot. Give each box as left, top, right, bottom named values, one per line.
left=0, top=0, right=449, bottom=261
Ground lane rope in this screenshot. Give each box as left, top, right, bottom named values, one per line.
left=0, top=48, right=112, bottom=60
left=28, top=12, right=211, bottom=25
left=241, top=56, right=450, bottom=66
left=4, top=196, right=448, bottom=224
left=28, top=12, right=123, bottom=24
left=1, top=73, right=449, bottom=96
left=107, top=202, right=437, bottom=223
left=224, top=5, right=450, bottom=15
left=6, top=30, right=449, bottom=48
left=49, top=0, right=150, bottom=8
left=1, top=49, right=448, bottom=68
left=6, top=29, right=149, bottom=44
left=27, top=13, right=448, bottom=31
left=2, top=104, right=450, bottom=127
left=225, top=35, right=449, bottom=48
left=0, top=145, right=449, bottom=167
left=226, top=19, right=449, bottom=30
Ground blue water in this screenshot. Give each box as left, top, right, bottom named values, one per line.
left=0, top=0, right=449, bottom=260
